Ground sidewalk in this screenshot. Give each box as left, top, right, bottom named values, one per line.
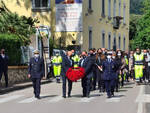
left=0, top=79, right=52, bottom=95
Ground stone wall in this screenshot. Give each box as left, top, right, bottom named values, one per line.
left=1, top=66, right=29, bottom=86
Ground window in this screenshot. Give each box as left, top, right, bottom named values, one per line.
left=108, top=0, right=111, bottom=18
left=88, top=0, right=92, bottom=9
left=118, top=36, right=121, bottom=49
left=32, top=0, right=50, bottom=11
left=113, top=0, right=116, bottom=17
left=123, top=37, right=126, bottom=51
left=108, top=34, right=111, bottom=50
left=113, top=35, right=116, bottom=51
left=102, top=0, right=105, bottom=17
left=89, top=27, right=92, bottom=49
left=102, top=32, right=105, bottom=48
left=123, top=3, right=126, bottom=24
left=119, top=0, right=121, bottom=16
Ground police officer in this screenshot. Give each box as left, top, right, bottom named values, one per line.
left=52, top=52, right=62, bottom=83
left=28, top=50, right=45, bottom=99
left=102, top=51, right=117, bottom=98
left=61, top=50, right=73, bottom=98
left=0, top=49, right=9, bottom=88
left=71, top=49, right=80, bottom=68
left=133, top=48, right=144, bottom=84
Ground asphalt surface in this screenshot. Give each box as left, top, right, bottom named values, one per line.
left=0, top=80, right=148, bottom=113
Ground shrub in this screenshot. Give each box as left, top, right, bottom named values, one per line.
left=0, top=33, right=22, bottom=65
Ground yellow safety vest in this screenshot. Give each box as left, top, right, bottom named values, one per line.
left=72, top=55, right=80, bottom=67
left=125, top=58, right=129, bottom=65
left=52, top=56, right=62, bottom=66
left=134, top=53, right=144, bottom=65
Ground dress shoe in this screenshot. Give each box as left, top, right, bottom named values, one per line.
left=35, top=96, right=41, bottom=99
left=63, top=95, right=66, bottom=98
left=107, top=95, right=112, bottom=98
left=68, top=95, right=71, bottom=98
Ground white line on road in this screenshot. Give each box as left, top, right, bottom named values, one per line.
left=18, top=94, right=48, bottom=104
left=48, top=96, right=64, bottom=103
left=135, top=85, right=144, bottom=113
left=78, top=97, right=95, bottom=103
left=106, top=97, right=120, bottom=103
left=18, top=97, right=37, bottom=103
left=0, top=95, right=24, bottom=104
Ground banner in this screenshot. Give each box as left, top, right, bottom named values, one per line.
left=55, top=0, right=82, bottom=32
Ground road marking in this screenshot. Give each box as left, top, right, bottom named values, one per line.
left=48, top=96, right=64, bottom=103
left=135, top=85, right=144, bottom=113
left=78, top=97, right=95, bottom=103
left=0, top=95, right=24, bottom=103
left=18, top=97, right=37, bottom=103
left=18, top=94, right=48, bottom=104
left=106, top=98, right=120, bottom=103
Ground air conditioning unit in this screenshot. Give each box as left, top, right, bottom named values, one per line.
left=88, top=8, right=93, bottom=13
left=113, top=16, right=123, bottom=29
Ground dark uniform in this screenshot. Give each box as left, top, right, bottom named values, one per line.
left=115, top=57, right=122, bottom=92
left=28, top=55, right=45, bottom=99
left=81, top=54, right=95, bottom=97
left=61, top=54, right=73, bottom=98
left=102, top=58, right=117, bottom=98
left=0, top=54, right=9, bottom=87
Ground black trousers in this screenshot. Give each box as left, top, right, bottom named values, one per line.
left=31, top=78, right=41, bottom=97
left=82, top=76, right=91, bottom=96
left=92, top=69, right=97, bottom=89
left=115, top=75, right=120, bottom=91
left=105, top=79, right=115, bottom=97
left=0, top=70, right=8, bottom=87
left=62, top=75, right=72, bottom=96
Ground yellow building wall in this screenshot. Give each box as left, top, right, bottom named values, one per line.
left=2, top=0, right=51, bottom=27
left=1, top=0, right=81, bottom=48
left=82, top=0, right=130, bottom=51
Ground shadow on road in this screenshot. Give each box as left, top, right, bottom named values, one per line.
left=40, top=95, right=58, bottom=99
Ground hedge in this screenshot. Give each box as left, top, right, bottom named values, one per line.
left=0, top=34, right=22, bottom=66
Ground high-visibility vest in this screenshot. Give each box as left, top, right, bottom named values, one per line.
left=125, top=58, right=129, bottom=65
left=52, top=56, right=62, bottom=66
left=134, top=53, right=144, bottom=65
left=72, top=55, right=80, bottom=67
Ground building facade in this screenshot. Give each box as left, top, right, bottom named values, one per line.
left=1, top=0, right=82, bottom=49
left=1, top=0, right=130, bottom=51
left=82, top=0, right=130, bottom=51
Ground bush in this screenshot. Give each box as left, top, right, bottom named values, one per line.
left=0, top=33, right=22, bottom=66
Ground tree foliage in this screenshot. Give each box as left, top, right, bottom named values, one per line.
left=130, top=0, right=150, bottom=50
left=0, top=1, right=39, bottom=45
left=130, top=0, right=144, bottom=14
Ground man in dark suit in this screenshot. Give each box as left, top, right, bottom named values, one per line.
left=0, top=49, right=9, bottom=88
left=28, top=50, right=45, bottom=99
left=61, top=50, right=73, bottom=98
left=102, top=51, right=118, bottom=98
left=81, top=49, right=96, bottom=98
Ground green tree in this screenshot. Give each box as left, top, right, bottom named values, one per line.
left=0, top=1, right=39, bottom=46
left=132, top=0, right=150, bottom=49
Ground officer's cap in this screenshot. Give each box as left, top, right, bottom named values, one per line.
left=33, top=50, right=39, bottom=54
left=107, top=51, right=113, bottom=55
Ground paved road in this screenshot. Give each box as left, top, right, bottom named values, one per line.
left=0, top=81, right=148, bottom=113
